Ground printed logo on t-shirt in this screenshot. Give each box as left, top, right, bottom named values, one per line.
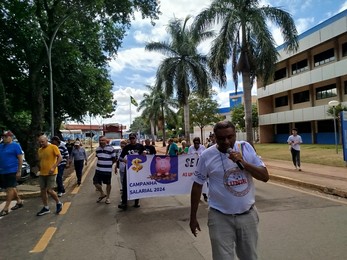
left=223, top=167, right=251, bottom=197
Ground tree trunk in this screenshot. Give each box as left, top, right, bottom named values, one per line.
left=25, top=68, right=45, bottom=168
left=242, top=71, right=254, bottom=146
left=150, top=119, right=155, bottom=145
left=161, top=105, right=166, bottom=147
left=183, top=101, right=190, bottom=143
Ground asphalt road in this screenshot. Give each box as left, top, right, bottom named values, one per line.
left=1, top=159, right=347, bottom=260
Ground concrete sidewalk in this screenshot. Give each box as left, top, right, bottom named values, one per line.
left=263, top=158, right=347, bottom=198
left=1, top=156, right=346, bottom=200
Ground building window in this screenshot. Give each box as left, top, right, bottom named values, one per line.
left=274, top=68, right=287, bottom=81
left=316, top=84, right=337, bottom=100
left=292, top=59, right=308, bottom=75
left=342, top=42, right=347, bottom=57
left=314, top=48, right=335, bottom=67
left=275, top=96, right=288, bottom=107
left=293, top=90, right=310, bottom=104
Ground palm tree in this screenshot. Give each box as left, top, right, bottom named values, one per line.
left=138, top=85, right=159, bottom=144
left=138, top=85, right=179, bottom=146
left=193, top=0, right=298, bottom=144
left=145, top=16, right=213, bottom=142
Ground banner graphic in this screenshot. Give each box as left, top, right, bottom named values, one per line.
left=126, top=154, right=200, bottom=199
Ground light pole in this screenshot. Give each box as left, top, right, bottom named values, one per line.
left=328, top=100, right=340, bottom=154
left=42, top=15, right=69, bottom=137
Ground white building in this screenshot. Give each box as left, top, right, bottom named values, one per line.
left=257, top=10, right=347, bottom=144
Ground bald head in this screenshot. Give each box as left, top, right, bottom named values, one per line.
left=38, top=135, right=49, bottom=148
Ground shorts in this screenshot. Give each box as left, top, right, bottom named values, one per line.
left=39, top=175, right=57, bottom=189
left=0, top=173, right=17, bottom=189
left=93, top=170, right=112, bottom=185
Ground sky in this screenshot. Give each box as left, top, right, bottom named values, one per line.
left=83, top=0, right=347, bottom=129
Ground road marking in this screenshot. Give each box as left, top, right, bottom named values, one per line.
left=60, top=202, right=71, bottom=215
left=30, top=227, right=57, bottom=253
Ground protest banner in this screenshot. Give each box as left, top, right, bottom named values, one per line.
left=126, top=154, right=200, bottom=200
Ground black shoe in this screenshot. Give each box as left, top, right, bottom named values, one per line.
left=203, top=193, right=208, bottom=202
left=118, top=204, right=128, bottom=210
left=133, top=204, right=140, bottom=208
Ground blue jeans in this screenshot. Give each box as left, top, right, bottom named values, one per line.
left=208, top=206, right=259, bottom=260
left=74, top=160, right=84, bottom=184
left=56, top=164, right=65, bottom=193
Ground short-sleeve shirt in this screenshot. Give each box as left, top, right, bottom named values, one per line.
left=193, top=141, right=265, bottom=214
left=168, top=142, right=178, bottom=156
left=38, top=144, right=61, bottom=175
left=144, top=145, right=157, bottom=155
left=95, top=145, right=116, bottom=174
left=0, top=142, right=23, bottom=174
left=287, top=135, right=302, bottom=151
left=188, top=144, right=206, bottom=156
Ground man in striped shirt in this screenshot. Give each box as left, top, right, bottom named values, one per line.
left=51, top=136, right=70, bottom=197
left=94, top=135, right=116, bottom=204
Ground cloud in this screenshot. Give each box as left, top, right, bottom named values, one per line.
left=109, top=47, right=164, bottom=74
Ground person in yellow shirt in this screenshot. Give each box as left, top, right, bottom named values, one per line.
left=37, top=135, right=63, bottom=216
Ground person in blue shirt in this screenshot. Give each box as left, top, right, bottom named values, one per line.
left=0, top=131, right=24, bottom=216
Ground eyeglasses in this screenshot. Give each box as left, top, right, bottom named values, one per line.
left=194, top=142, right=200, bottom=145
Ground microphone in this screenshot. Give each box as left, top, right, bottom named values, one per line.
left=226, top=148, right=244, bottom=170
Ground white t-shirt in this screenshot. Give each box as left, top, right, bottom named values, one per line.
left=193, top=141, right=265, bottom=214
left=287, top=135, right=302, bottom=151
left=188, top=144, right=205, bottom=156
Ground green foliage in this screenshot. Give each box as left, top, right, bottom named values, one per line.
left=327, top=103, right=347, bottom=119
left=231, top=104, right=258, bottom=131
left=189, top=95, right=221, bottom=128
left=0, top=0, right=160, bottom=165
left=193, top=0, right=298, bottom=144
left=137, top=85, right=179, bottom=144
left=145, top=16, right=213, bottom=140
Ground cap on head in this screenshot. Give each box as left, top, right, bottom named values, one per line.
left=2, top=130, right=14, bottom=137
left=129, top=133, right=136, bottom=139
left=74, top=141, right=81, bottom=146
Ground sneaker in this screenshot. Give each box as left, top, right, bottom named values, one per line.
left=37, top=207, right=50, bottom=216
left=11, top=201, right=24, bottom=210
left=57, top=192, right=65, bottom=197
left=56, top=202, right=63, bottom=214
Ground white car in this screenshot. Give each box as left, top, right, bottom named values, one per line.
left=109, top=139, right=122, bottom=158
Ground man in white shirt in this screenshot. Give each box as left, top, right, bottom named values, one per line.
left=190, top=121, right=269, bottom=260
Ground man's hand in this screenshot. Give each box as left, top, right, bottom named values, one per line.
left=189, top=218, right=201, bottom=237
left=16, top=171, right=21, bottom=180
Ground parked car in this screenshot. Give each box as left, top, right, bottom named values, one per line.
left=19, top=157, right=31, bottom=183
left=109, top=139, right=122, bottom=159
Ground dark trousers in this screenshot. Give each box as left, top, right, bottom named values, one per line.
left=291, top=148, right=301, bottom=167
left=121, top=170, right=139, bottom=206
left=56, top=164, right=65, bottom=193
left=74, top=160, right=84, bottom=184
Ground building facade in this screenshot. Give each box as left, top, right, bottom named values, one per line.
left=257, top=10, right=347, bottom=144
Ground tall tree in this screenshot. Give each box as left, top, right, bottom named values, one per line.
left=0, top=0, right=160, bottom=165
left=137, top=85, right=160, bottom=144
left=189, top=94, right=221, bottom=141
left=145, top=16, right=213, bottom=142
left=193, top=0, right=298, bottom=144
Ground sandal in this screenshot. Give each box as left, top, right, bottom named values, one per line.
left=11, top=201, right=24, bottom=210
left=96, top=195, right=107, bottom=203
left=105, top=198, right=111, bottom=204
left=0, top=210, right=9, bottom=217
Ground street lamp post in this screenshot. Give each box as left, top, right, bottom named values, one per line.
left=42, top=15, right=70, bottom=137
left=328, top=100, right=340, bottom=154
